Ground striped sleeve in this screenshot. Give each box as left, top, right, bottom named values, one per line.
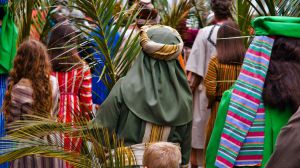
left=204, top=57, right=218, bottom=107
left=79, top=68, right=93, bottom=115
left=8, top=79, right=34, bottom=123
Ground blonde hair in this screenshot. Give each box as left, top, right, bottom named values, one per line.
left=143, top=142, right=181, bottom=168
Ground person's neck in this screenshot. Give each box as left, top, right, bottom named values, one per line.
left=215, top=18, right=230, bottom=24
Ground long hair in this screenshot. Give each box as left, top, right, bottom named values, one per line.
left=3, top=40, right=53, bottom=117
left=216, top=21, right=245, bottom=64
left=263, top=37, right=300, bottom=112
left=48, top=23, right=83, bottom=72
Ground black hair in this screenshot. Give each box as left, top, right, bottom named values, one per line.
left=263, top=36, right=300, bottom=112
left=210, top=0, right=232, bottom=21
left=0, top=7, right=5, bottom=20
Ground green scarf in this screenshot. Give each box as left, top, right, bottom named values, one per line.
left=252, top=16, right=300, bottom=38
left=0, top=5, right=18, bottom=74
left=120, top=26, right=193, bottom=126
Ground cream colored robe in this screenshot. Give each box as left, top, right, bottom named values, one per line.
left=186, top=24, right=220, bottom=149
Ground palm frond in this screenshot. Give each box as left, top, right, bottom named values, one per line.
left=70, top=0, right=141, bottom=90
left=10, top=0, right=53, bottom=43
left=246, top=0, right=300, bottom=17
left=154, top=0, right=191, bottom=29
left=0, top=115, right=129, bottom=168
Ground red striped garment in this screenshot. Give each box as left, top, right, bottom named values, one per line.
left=52, top=66, right=92, bottom=168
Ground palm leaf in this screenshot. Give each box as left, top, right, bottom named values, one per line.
left=0, top=115, right=129, bottom=168
left=70, top=0, right=141, bottom=90
left=154, top=0, right=191, bottom=29
left=10, top=0, right=53, bottom=43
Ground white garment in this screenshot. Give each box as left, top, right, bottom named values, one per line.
left=186, top=24, right=220, bottom=149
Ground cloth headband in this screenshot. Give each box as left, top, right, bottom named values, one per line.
left=140, top=25, right=184, bottom=60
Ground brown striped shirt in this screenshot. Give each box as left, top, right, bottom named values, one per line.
left=7, top=76, right=59, bottom=123
left=204, top=56, right=242, bottom=105
left=7, top=76, right=64, bottom=168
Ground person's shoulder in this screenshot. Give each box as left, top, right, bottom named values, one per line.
left=210, top=56, right=219, bottom=64
left=196, top=25, right=217, bottom=39
left=11, top=78, right=33, bottom=103
left=200, top=25, right=216, bottom=32
left=14, top=78, right=32, bottom=89
left=50, top=75, right=59, bottom=90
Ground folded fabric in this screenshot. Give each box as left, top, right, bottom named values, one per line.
left=215, top=36, right=274, bottom=168
left=252, top=16, right=300, bottom=38
left=0, top=5, right=18, bottom=74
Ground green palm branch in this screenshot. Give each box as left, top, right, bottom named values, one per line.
left=246, top=0, right=300, bottom=16
left=0, top=0, right=143, bottom=167
left=9, top=0, right=54, bottom=44
left=0, top=115, right=130, bottom=168
left=70, top=0, right=141, bottom=90
left=153, top=0, right=191, bottom=29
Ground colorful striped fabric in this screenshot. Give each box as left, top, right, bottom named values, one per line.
left=0, top=74, right=8, bottom=168
left=215, top=36, right=274, bottom=168
left=53, top=66, right=92, bottom=168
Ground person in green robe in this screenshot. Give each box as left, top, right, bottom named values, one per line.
left=94, top=25, right=193, bottom=167
left=206, top=16, right=300, bottom=168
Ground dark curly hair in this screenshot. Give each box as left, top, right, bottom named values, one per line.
left=3, top=40, right=53, bottom=117
left=210, top=0, right=232, bottom=21
left=263, top=37, right=300, bottom=112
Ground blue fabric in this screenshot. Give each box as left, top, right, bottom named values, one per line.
left=0, top=74, right=8, bottom=168
left=80, top=28, right=120, bottom=105
left=0, top=0, right=7, bottom=5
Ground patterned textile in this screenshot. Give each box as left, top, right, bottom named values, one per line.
left=6, top=77, right=62, bottom=168
left=106, top=122, right=185, bottom=168
left=140, top=25, right=184, bottom=60
left=6, top=76, right=59, bottom=124
left=215, top=36, right=274, bottom=168
left=0, top=74, right=8, bottom=168
left=205, top=56, right=242, bottom=104
left=204, top=56, right=241, bottom=152
left=53, top=67, right=92, bottom=168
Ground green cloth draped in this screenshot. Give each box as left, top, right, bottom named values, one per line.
left=119, top=27, right=193, bottom=126
left=252, top=16, right=300, bottom=38
left=0, top=5, right=18, bottom=74
left=206, top=89, right=292, bottom=168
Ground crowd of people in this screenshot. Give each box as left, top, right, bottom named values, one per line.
left=1, top=0, right=300, bottom=168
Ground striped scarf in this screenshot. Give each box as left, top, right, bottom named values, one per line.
left=215, top=36, right=274, bottom=168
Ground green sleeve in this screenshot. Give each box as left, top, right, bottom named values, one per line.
left=94, top=79, right=124, bottom=132
left=262, top=106, right=293, bottom=167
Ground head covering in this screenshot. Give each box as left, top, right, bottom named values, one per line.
left=252, top=16, right=300, bottom=38
left=120, top=25, right=192, bottom=126
left=0, top=4, right=18, bottom=74
left=215, top=16, right=300, bottom=168
left=136, top=1, right=160, bottom=26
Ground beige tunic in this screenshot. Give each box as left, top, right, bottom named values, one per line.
left=185, top=24, right=220, bottom=149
